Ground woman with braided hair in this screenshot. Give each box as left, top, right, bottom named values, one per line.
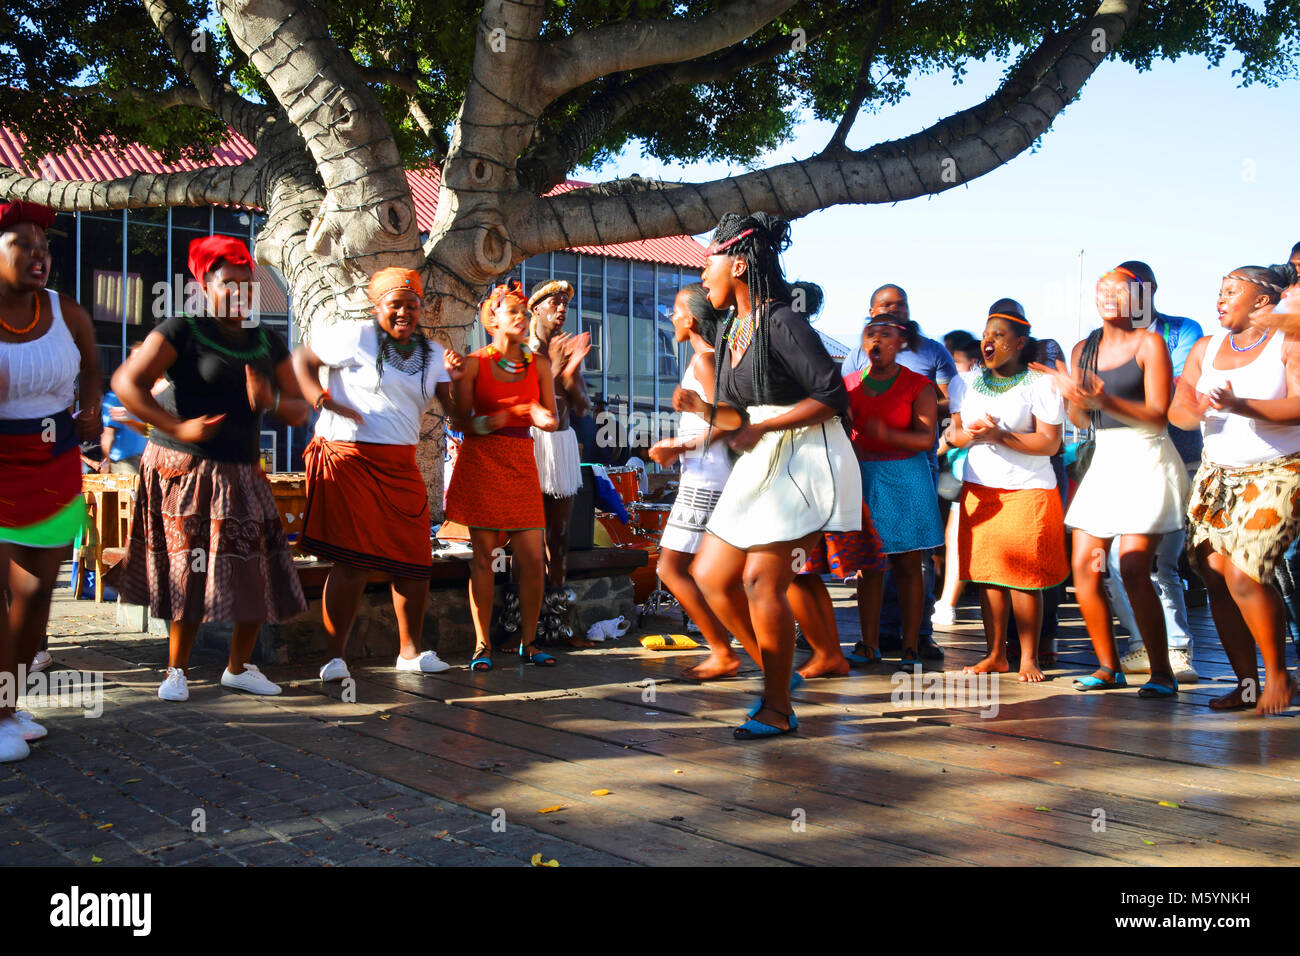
left=444, top=281, right=559, bottom=671
left=293, top=267, right=463, bottom=683
left=1033, top=268, right=1188, bottom=699
left=1169, top=262, right=1300, bottom=715
left=688, top=213, right=861, bottom=739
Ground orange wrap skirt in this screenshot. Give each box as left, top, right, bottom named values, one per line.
left=300, top=437, right=433, bottom=578
left=957, top=482, right=1068, bottom=591
left=444, top=432, right=546, bottom=532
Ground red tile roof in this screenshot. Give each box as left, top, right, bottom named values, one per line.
left=2, top=128, right=707, bottom=269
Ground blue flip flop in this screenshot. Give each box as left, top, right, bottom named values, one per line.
left=845, top=643, right=884, bottom=667
left=1138, top=677, right=1179, bottom=699
left=734, top=706, right=797, bottom=740
left=747, top=672, right=803, bottom=719
left=469, top=654, right=493, bottom=672
left=519, top=644, right=558, bottom=667
left=1073, top=666, right=1127, bottom=691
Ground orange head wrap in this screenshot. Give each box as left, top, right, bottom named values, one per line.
left=480, top=280, right=528, bottom=326
left=368, top=267, right=423, bottom=305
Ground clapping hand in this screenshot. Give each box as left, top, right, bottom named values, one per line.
left=727, top=423, right=765, bottom=452
left=443, top=348, right=466, bottom=382
left=1206, top=378, right=1242, bottom=414
left=673, top=385, right=706, bottom=416
left=964, top=415, right=1004, bottom=445
left=245, top=365, right=275, bottom=412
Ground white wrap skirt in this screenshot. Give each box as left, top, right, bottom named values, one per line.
left=1065, top=426, right=1190, bottom=538
left=706, top=405, right=862, bottom=549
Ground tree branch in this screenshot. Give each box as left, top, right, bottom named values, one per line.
left=54, top=82, right=212, bottom=113
left=0, top=161, right=263, bottom=212
left=354, top=64, right=451, bottom=159
left=535, top=0, right=802, bottom=107
left=519, top=19, right=834, bottom=195
left=823, top=0, right=891, bottom=155
left=141, top=0, right=273, bottom=143
left=508, top=0, right=1140, bottom=255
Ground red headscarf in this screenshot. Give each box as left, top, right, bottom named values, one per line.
left=368, top=267, right=424, bottom=304
left=0, top=201, right=56, bottom=232
left=187, top=235, right=254, bottom=285
left=480, top=280, right=527, bottom=325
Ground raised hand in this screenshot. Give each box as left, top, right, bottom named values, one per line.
left=1207, top=378, right=1241, bottom=414
left=443, top=348, right=466, bottom=382
left=171, top=414, right=226, bottom=444
left=562, top=331, right=591, bottom=380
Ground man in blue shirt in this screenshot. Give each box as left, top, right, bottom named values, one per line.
left=99, top=389, right=148, bottom=474
left=842, top=285, right=955, bottom=659
left=1104, top=261, right=1200, bottom=683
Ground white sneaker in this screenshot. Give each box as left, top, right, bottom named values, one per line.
left=931, top=604, right=957, bottom=627
left=1119, top=646, right=1150, bottom=674
left=0, top=720, right=30, bottom=762
left=220, top=664, right=282, bottom=696
left=29, top=651, right=52, bottom=674
left=158, top=667, right=189, bottom=701
left=13, top=710, right=47, bottom=741
left=1168, top=649, right=1199, bottom=684
left=320, top=657, right=350, bottom=682
left=395, top=650, right=451, bottom=674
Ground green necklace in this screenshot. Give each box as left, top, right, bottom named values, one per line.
left=187, top=316, right=269, bottom=362
left=974, top=367, right=1030, bottom=396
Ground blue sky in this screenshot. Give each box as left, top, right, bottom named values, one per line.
left=577, top=51, right=1300, bottom=354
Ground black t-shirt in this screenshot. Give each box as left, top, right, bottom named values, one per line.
left=718, top=303, right=848, bottom=414
left=149, top=315, right=289, bottom=463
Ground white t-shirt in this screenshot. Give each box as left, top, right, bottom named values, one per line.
left=310, top=321, right=450, bottom=446
left=948, top=368, right=1064, bottom=491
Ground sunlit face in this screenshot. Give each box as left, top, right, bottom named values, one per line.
left=869, top=287, right=909, bottom=324
left=863, top=323, right=904, bottom=367
left=981, top=318, right=1025, bottom=370
left=1217, top=276, right=1269, bottom=329
left=376, top=289, right=421, bottom=343
left=701, top=253, right=744, bottom=311
left=1095, top=272, right=1136, bottom=323
left=203, top=261, right=255, bottom=323
left=533, top=292, right=569, bottom=334
left=670, top=290, right=696, bottom=344
left=490, top=297, right=530, bottom=343
left=0, top=222, right=51, bottom=293
left=952, top=352, right=977, bottom=373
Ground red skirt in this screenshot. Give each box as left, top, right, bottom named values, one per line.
left=444, top=433, right=545, bottom=531
left=0, top=412, right=81, bottom=528
left=958, top=482, right=1068, bottom=590
left=300, top=438, right=433, bottom=578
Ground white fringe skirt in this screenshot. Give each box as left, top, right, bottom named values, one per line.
left=532, top=425, right=582, bottom=498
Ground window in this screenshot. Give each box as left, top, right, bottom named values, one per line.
left=632, top=263, right=655, bottom=405
left=553, top=253, right=579, bottom=335
left=605, top=259, right=630, bottom=403
left=579, top=257, right=604, bottom=396
left=656, top=266, right=682, bottom=401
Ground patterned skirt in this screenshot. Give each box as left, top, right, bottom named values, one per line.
left=114, top=443, right=308, bottom=623
left=958, top=482, right=1069, bottom=590
left=1186, top=451, right=1300, bottom=583
left=444, top=432, right=546, bottom=532
left=799, top=501, right=890, bottom=578
left=859, top=453, right=944, bottom=555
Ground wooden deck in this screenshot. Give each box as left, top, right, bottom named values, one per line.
left=45, top=582, right=1300, bottom=866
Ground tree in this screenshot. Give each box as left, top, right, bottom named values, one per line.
left=3, top=0, right=1298, bottom=496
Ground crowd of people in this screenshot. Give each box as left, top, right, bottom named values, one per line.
left=1, top=195, right=1298, bottom=762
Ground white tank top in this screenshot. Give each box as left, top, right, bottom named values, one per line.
left=1197, top=327, right=1300, bottom=467
left=677, top=350, right=732, bottom=489
left=0, top=290, right=81, bottom=419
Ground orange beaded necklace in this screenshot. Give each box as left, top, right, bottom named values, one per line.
left=0, top=292, right=40, bottom=336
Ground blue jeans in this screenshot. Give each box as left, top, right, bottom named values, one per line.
left=1104, top=530, right=1192, bottom=653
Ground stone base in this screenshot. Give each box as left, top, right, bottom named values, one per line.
left=116, top=573, right=635, bottom=665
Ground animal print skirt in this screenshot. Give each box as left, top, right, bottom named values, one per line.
left=1186, top=450, right=1300, bottom=584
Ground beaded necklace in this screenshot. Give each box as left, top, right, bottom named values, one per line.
left=186, top=316, right=269, bottom=362
left=1229, top=330, right=1267, bottom=353
left=0, top=291, right=40, bottom=335
left=486, top=343, right=532, bottom=374
left=973, top=366, right=1031, bottom=397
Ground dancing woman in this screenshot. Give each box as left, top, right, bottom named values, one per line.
left=293, top=268, right=461, bottom=682
left=946, top=300, right=1068, bottom=682
left=0, top=201, right=101, bottom=760
left=444, top=281, right=559, bottom=670
left=1169, top=262, right=1300, bottom=715
left=689, top=213, right=861, bottom=738
left=113, top=236, right=312, bottom=701
left=1034, top=269, right=1188, bottom=699
left=650, top=284, right=745, bottom=679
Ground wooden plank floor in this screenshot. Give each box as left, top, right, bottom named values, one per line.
left=46, top=581, right=1300, bottom=866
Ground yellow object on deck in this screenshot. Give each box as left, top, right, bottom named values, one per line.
left=640, top=634, right=701, bottom=650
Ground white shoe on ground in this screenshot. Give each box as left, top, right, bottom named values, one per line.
left=0, top=719, right=30, bottom=762
left=395, top=650, right=451, bottom=674
left=29, top=651, right=52, bottom=674
left=158, top=667, right=189, bottom=701
left=13, top=711, right=47, bottom=741
left=320, top=657, right=350, bottom=682
left=1119, top=646, right=1150, bottom=674
left=220, top=664, right=282, bottom=696
left=931, top=604, right=957, bottom=627
left=1168, top=649, right=1199, bottom=684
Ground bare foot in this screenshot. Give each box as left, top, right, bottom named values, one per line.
left=1209, top=683, right=1254, bottom=711
left=1256, top=674, right=1299, bottom=716
left=1018, top=659, right=1045, bottom=683
left=963, top=654, right=1010, bottom=675
left=681, top=653, right=742, bottom=681
left=798, top=656, right=851, bottom=679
